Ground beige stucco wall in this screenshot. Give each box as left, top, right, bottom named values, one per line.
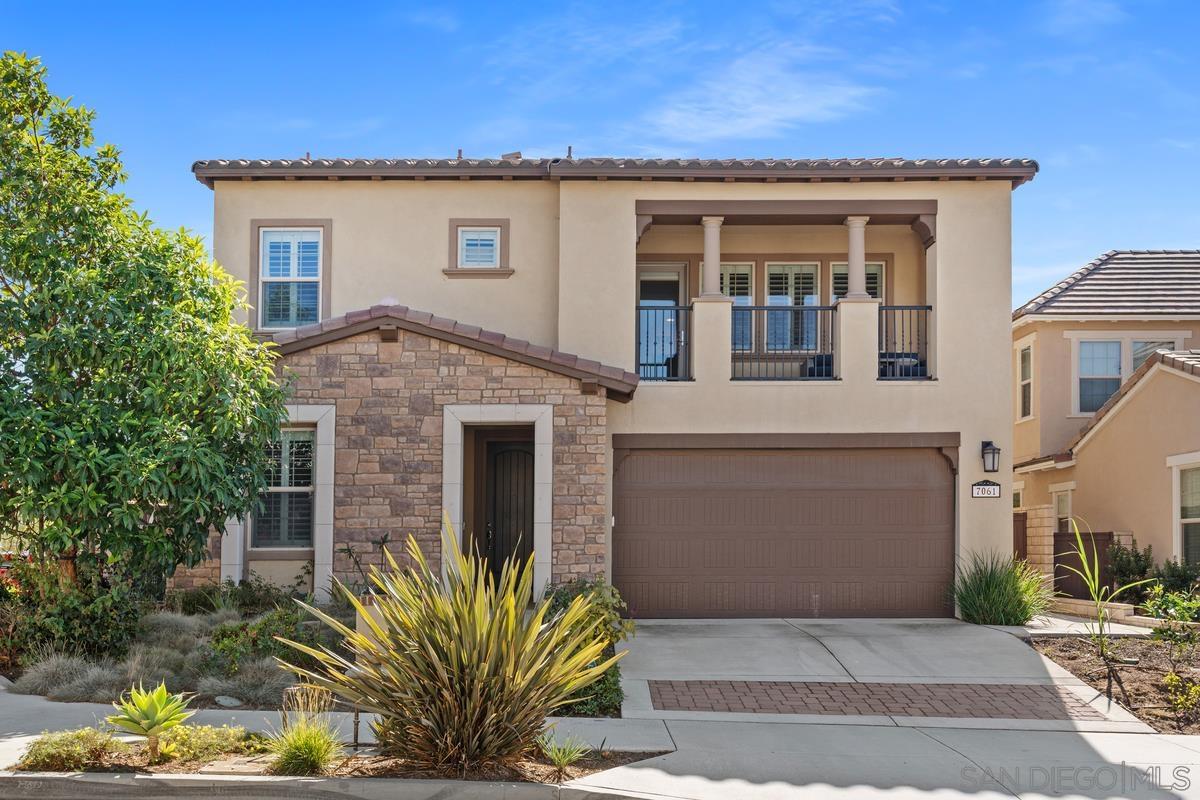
left=1070, top=367, right=1200, bottom=559
left=1011, top=318, right=1200, bottom=461
left=212, top=180, right=562, bottom=346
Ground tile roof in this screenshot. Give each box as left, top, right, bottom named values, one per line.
left=270, top=304, right=639, bottom=401
left=192, top=157, right=1038, bottom=186
left=1014, top=250, right=1200, bottom=320
left=1068, top=349, right=1200, bottom=452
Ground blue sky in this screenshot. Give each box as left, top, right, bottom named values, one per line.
left=7, top=0, right=1199, bottom=308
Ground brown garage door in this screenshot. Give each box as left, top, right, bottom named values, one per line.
left=612, top=448, right=955, bottom=618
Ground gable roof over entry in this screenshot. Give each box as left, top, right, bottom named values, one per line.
left=269, top=303, right=640, bottom=402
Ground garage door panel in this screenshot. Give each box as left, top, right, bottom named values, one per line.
left=612, top=448, right=955, bottom=618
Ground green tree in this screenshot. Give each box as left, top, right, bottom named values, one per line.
left=0, top=52, right=288, bottom=584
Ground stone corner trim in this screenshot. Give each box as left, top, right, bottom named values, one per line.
left=270, top=303, right=638, bottom=402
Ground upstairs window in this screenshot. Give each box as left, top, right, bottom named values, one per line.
left=1183, top=467, right=1200, bottom=565
left=252, top=429, right=315, bottom=548
left=721, top=264, right=753, bottom=351
left=766, top=263, right=819, bottom=351
left=260, top=229, right=321, bottom=329
left=457, top=227, right=501, bottom=268
left=1019, top=346, right=1033, bottom=419
left=1078, top=340, right=1121, bottom=413
left=832, top=262, right=884, bottom=300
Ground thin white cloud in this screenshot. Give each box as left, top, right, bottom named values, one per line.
left=645, top=45, right=877, bottom=143
left=1040, top=0, right=1126, bottom=38
left=404, top=8, right=459, bottom=33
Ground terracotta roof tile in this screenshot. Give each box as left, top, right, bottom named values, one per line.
left=1015, top=250, right=1200, bottom=320
left=269, top=304, right=639, bottom=400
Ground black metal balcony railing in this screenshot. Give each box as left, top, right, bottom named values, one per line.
left=731, top=305, right=837, bottom=381
left=879, top=305, right=932, bottom=380
left=636, top=305, right=693, bottom=381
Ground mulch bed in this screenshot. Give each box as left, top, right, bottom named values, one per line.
left=15, top=746, right=666, bottom=784
left=1034, top=636, right=1200, bottom=732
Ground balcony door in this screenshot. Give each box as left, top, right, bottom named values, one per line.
left=637, top=265, right=688, bottom=380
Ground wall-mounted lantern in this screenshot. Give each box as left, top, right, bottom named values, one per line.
left=981, top=441, right=1001, bottom=473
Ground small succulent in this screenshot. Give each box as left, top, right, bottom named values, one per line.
left=106, top=682, right=194, bottom=761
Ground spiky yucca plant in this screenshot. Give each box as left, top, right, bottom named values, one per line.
left=106, top=682, right=194, bottom=762
left=277, top=526, right=622, bottom=774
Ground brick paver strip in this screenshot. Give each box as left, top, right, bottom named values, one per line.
left=647, top=680, right=1104, bottom=720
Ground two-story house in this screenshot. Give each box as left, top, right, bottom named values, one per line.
left=1012, top=250, right=1200, bottom=575
left=177, top=156, right=1037, bottom=618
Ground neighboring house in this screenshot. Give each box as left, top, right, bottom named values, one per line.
left=1011, top=251, right=1200, bottom=575
left=173, top=155, right=1036, bottom=618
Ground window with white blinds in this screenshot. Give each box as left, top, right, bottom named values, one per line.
left=252, top=429, right=315, bottom=548
left=721, top=264, right=753, bottom=351
left=766, top=263, right=820, bottom=351
left=831, top=262, right=884, bottom=299
left=1183, top=467, right=1200, bottom=565
left=260, top=229, right=321, bottom=329
left=457, top=227, right=501, bottom=268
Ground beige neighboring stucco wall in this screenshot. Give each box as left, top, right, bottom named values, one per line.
left=212, top=180, right=562, bottom=347
left=1012, top=319, right=1200, bottom=461
left=1069, top=367, right=1200, bottom=560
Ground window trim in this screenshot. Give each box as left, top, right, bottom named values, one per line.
left=1018, top=343, right=1034, bottom=421
left=1168, top=451, right=1200, bottom=564
left=250, top=219, right=332, bottom=332
left=445, top=218, right=512, bottom=277
left=1064, top=330, right=1191, bottom=417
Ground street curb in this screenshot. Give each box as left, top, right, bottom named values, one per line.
left=0, top=771, right=644, bottom=799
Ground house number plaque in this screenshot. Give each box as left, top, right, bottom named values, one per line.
left=971, top=480, right=1001, bottom=499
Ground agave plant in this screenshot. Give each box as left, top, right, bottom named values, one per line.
left=277, top=523, right=621, bottom=774
left=106, top=682, right=194, bottom=761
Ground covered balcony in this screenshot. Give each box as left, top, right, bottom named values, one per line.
left=633, top=200, right=937, bottom=384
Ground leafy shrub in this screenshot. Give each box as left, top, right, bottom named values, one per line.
left=1155, top=559, right=1200, bottom=594
left=165, top=574, right=298, bottom=617
left=160, top=724, right=268, bottom=762
left=205, top=608, right=317, bottom=673
left=544, top=576, right=632, bottom=717
left=1108, top=539, right=1155, bottom=604
left=267, top=716, right=344, bottom=776
left=8, top=564, right=140, bottom=659
left=136, top=611, right=205, bottom=652
left=1143, top=584, right=1200, bottom=622
left=11, top=651, right=91, bottom=696
left=17, top=727, right=127, bottom=771
left=280, top=533, right=619, bottom=773
left=196, top=656, right=297, bottom=706
left=1165, top=672, right=1200, bottom=729
left=953, top=551, right=1053, bottom=625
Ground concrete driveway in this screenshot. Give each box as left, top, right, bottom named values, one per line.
left=617, top=618, right=1146, bottom=732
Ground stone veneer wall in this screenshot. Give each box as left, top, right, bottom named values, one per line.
left=167, top=531, right=222, bottom=590
left=281, top=329, right=609, bottom=583
left=1023, top=504, right=1056, bottom=578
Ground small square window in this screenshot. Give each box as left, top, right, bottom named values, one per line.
left=457, top=227, right=500, bottom=268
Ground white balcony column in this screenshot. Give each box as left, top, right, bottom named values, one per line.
left=700, top=216, right=725, bottom=297
left=844, top=215, right=871, bottom=299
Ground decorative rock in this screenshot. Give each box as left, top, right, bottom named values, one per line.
left=214, top=695, right=243, bottom=708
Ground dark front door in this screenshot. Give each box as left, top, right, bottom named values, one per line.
left=484, top=441, right=535, bottom=583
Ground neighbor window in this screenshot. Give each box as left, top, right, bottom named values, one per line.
left=721, top=264, right=753, bottom=351
left=260, top=229, right=321, bottom=329
left=1054, top=490, right=1072, bottom=533
left=1134, top=340, right=1174, bottom=370
left=457, top=227, right=501, bottom=268
left=1019, top=346, right=1033, bottom=419
left=832, top=262, right=884, bottom=299
left=252, top=429, right=314, bottom=548
left=766, top=263, right=819, bottom=351
left=1012, top=489, right=1023, bottom=510
left=1078, top=340, right=1121, bottom=413
left=1183, top=467, right=1200, bottom=565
